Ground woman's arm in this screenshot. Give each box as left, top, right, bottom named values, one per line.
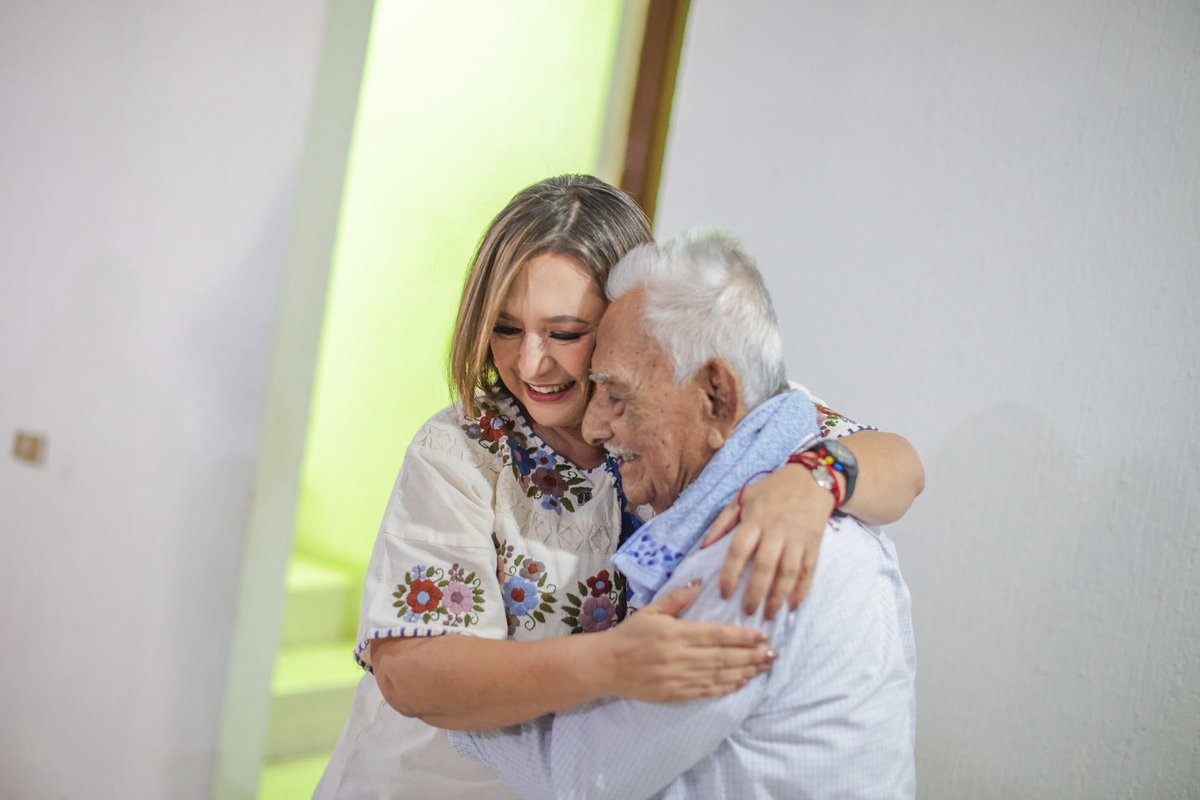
left=702, top=423, right=924, bottom=619
left=834, top=429, right=925, bottom=525
left=372, top=580, right=774, bottom=730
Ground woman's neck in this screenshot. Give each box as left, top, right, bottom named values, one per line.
left=531, top=421, right=606, bottom=470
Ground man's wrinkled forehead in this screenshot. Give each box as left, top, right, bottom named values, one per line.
left=591, top=291, right=644, bottom=382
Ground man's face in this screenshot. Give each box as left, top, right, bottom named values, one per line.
left=582, top=290, right=717, bottom=513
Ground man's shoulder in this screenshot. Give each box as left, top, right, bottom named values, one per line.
left=658, top=517, right=900, bottom=630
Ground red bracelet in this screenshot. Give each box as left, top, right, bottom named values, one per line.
left=736, top=469, right=774, bottom=507
left=786, top=453, right=843, bottom=508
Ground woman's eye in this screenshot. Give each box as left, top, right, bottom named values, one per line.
left=492, top=325, right=521, bottom=337
left=548, top=331, right=584, bottom=342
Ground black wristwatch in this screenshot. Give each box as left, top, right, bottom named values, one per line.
left=803, top=438, right=858, bottom=507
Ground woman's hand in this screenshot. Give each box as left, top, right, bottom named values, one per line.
left=599, top=580, right=776, bottom=702
left=701, top=463, right=833, bottom=620
left=700, top=429, right=925, bottom=619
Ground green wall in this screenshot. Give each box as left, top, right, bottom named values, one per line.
left=293, top=2, right=625, bottom=583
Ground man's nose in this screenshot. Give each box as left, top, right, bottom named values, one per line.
left=517, top=333, right=548, bottom=377
left=581, top=394, right=610, bottom=446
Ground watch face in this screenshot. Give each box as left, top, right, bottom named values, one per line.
left=822, top=439, right=855, bottom=467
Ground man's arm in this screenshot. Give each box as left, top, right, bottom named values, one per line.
left=449, top=541, right=778, bottom=800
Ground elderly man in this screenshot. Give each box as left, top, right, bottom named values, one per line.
left=449, top=230, right=916, bottom=799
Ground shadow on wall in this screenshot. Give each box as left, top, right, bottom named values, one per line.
left=902, top=402, right=1200, bottom=798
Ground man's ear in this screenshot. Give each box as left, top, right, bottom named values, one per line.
left=700, top=358, right=742, bottom=449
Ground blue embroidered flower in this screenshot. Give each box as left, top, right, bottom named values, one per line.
left=410, top=564, right=429, bottom=580
left=503, top=575, right=541, bottom=616
left=509, top=443, right=538, bottom=477
left=534, top=449, right=554, bottom=468
left=541, top=495, right=563, bottom=514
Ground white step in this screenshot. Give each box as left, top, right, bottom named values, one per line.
left=266, top=638, right=362, bottom=760
left=282, top=556, right=357, bottom=646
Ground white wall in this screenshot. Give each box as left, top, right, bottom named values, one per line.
left=658, top=1, right=1199, bottom=797
left=0, top=3, right=330, bottom=797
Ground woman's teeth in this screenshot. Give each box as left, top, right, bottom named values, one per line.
left=528, top=382, right=572, bottom=395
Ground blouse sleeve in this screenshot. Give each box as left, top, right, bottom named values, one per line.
left=790, top=381, right=880, bottom=440
left=354, top=418, right=508, bottom=672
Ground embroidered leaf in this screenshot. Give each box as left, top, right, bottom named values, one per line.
left=465, top=571, right=476, bottom=585
left=513, top=554, right=524, bottom=566
left=561, top=497, right=575, bottom=512
left=563, top=606, right=581, bottom=616
left=539, top=602, right=553, bottom=614
left=563, top=616, right=579, bottom=627
left=566, top=592, right=582, bottom=606
left=526, top=486, right=538, bottom=498
left=577, top=582, right=589, bottom=595
left=473, top=605, right=486, bottom=613
left=568, top=476, right=584, bottom=486
left=532, top=610, right=546, bottom=624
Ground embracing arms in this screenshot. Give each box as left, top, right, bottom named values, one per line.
left=371, top=580, right=772, bottom=730
left=363, top=429, right=773, bottom=731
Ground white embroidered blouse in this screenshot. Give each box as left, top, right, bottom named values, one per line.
left=315, top=387, right=873, bottom=800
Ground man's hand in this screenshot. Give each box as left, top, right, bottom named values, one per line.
left=701, top=464, right=834, bottom=619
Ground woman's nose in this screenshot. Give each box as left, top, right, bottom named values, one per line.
left=518, top=333, right=548, bottom=376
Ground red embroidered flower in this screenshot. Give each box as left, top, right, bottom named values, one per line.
left=479, top=412, right=508, bottom=443
left=406, top=579, right=443, bottom=613
left=586, top=570, right=612, bottom=597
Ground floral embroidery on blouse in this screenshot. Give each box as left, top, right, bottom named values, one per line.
left=814, top=403, right=875, bottom=439
left=562, top=568, right=628, bottom=633
left=463, top=399, right=595, bottom=513
left=494, top=533, right=559, bottom=634
left=392, top=563, right=486, bottom=628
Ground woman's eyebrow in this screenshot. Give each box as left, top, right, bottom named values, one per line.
left=495, top=312, right=593, bottom=325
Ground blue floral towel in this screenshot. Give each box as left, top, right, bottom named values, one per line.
left=612, top=389, right=817, bottom=608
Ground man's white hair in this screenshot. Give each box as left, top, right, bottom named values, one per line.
left=606, top=228, right=789, bottom=407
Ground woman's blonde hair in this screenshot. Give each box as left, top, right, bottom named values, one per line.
left=449, top=175, right=652, bottom=417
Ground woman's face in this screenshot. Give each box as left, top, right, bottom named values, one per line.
left=491, top=252, right=607, bottom=433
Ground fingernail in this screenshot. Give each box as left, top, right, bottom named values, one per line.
left=766, top=648, right=778, bottom=660
left=687, top=578, right=702, bottom=588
